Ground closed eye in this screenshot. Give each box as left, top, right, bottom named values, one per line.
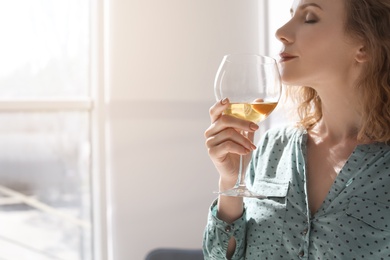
left=305, top=20, right=317, bottom=24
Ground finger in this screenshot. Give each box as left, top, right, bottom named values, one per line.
left=253, top=98, right=264, bottom=103
left=205, top=128, right=257, bottom=151
left=208, top=140, right=251, bottom=160
left=209, top=98, right=229, bottom=123
left=204, top=114, right=259, bottom=139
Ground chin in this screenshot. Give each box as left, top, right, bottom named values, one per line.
left=281, top=75, right=300, bottom=86
left=280, top=70, right=309, bottom=87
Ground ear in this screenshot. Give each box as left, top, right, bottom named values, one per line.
left=355, top=45, right=368, bottom=63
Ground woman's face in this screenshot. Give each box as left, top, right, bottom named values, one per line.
left=275, top=0, right=363, bottom=88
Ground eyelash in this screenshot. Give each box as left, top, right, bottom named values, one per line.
left=305, top=19, right=317, bottom=24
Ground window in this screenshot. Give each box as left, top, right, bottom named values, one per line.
left=0, top=1, right=93, bottom=259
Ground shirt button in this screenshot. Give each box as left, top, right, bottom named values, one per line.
left=225, top=225, right=232, bottom=232
left=302, top=228, right=308, bottom=235
left=298, top=251, right=304, bottom=257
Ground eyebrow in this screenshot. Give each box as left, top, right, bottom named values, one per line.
left=290, top=3, right=323, bottom=15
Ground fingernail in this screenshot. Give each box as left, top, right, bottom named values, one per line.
left=249, top=123, right=259, bottom=131
left=221, top=98, right=228, bottom=105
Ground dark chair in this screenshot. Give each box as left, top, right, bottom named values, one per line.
left=145, top=248, right=204, bottom=260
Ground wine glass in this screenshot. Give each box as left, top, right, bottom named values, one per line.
left=214, top=53, right=282, bottom=197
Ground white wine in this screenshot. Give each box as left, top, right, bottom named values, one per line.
left=224, top=102, right=278, bottom=123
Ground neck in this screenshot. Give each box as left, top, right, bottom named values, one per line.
left=310, top=85, right=362, bottom=144
left=305, top=58, right=367, bottom=143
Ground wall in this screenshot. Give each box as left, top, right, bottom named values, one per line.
left=106, top=1, right=263, bottom=259
left=267, top=0, right=295, bottom=127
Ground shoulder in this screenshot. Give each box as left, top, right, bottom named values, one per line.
left=249, top=125, right=304, bottom=182
left=254, top=125, right=305, bottom=160
left=260, top=125, right=305, bottom=146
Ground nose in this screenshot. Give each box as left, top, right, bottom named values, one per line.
left=275, top=21, right=293, bottom=44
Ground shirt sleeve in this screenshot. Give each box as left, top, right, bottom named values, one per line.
left=202, top=199, right=247, bottom=260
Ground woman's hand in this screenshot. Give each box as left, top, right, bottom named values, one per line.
left=204, top=98, right=259, bottom=189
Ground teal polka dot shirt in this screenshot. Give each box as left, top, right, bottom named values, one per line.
left=203, top=126, right=390, bottom=259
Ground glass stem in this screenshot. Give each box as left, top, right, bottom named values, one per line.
left=235, top=130, right=248, bottom=188
left=236, top=155, right=246, bottom=187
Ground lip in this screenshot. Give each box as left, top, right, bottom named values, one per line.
left=279, top=52, right=298, bottom=62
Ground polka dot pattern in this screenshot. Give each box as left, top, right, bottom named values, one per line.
left=203, top=126, right=390, bottom=259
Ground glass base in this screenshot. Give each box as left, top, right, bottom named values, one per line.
left=215, top=185, right=267, bottom=198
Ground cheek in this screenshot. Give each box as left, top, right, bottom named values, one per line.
left=306, top=43, right=355, bottom=77
left=280, top=31, right=356, bottom=85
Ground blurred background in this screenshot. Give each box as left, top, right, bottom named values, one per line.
left=0, top=0, right=291, bottom=259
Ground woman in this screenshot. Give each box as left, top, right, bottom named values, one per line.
left=203, top=0, right=390, bottom=259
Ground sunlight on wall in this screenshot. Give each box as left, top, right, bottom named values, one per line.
left=268, top=0, right=293, bottom=58
left=267, top=0, right=296, bottom=128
